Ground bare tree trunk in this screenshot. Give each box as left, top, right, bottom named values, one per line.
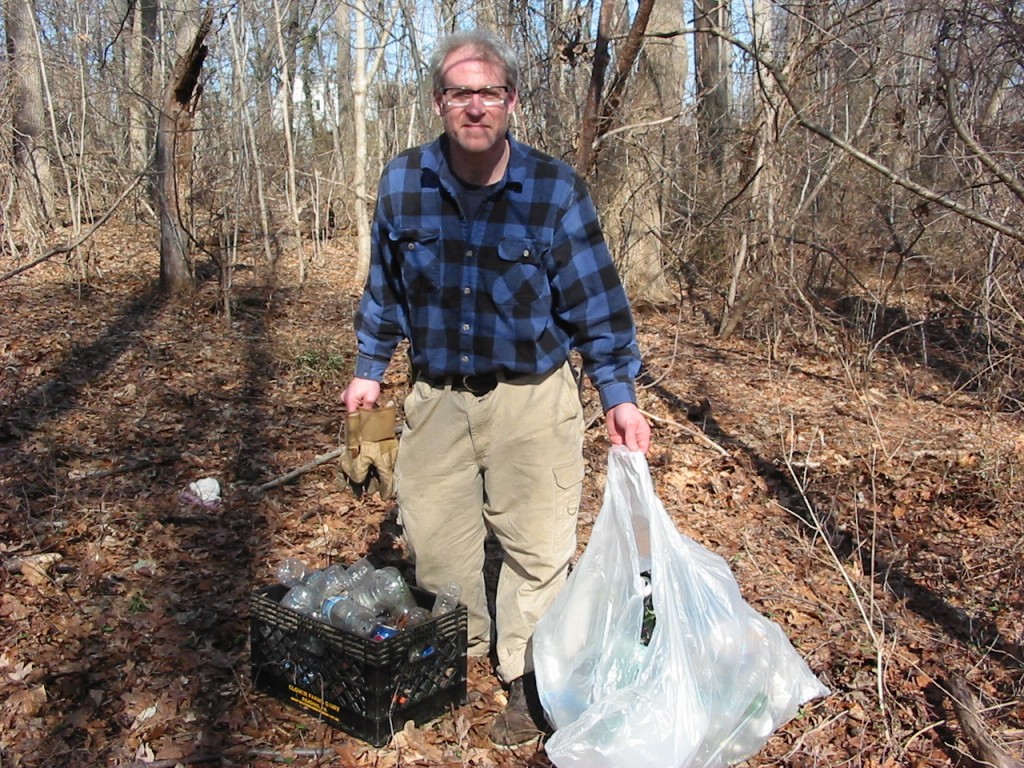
left=694, top=0, right=732, bottom=174
left=352, top=0, right=371, bottom=289
left=593, top=0, right=687, bottom=299
left=332, top=0, right=352, bottom=230
left=155, top=7, right=212, bottom=294
left=575, top=2, right=613, bottom=176
left=5, top=0, right=54, bottom=233
left=540, top=0, right=568, bottom=150
left=574, top=0, right=655, bottom=177
left=719, top=0, right=775, bottom=338
left=128, top=0, right=158, bottom=173
left=436, top=0, right=457, bottom=34
left=351, top=1, right=396, bottom=290
left=270, top=0, right=308, bottom=282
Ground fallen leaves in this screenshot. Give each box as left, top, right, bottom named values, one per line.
left=1, top=235, right=1022, bottom=768
left=5, top=684, right=47, bottom=718
left=4, top=552, right=63, bottom=585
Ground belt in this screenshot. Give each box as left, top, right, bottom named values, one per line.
left=416, top=371, right=523, bottom=396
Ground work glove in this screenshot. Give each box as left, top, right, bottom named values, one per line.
left=338, top=405, right=399, bottom=500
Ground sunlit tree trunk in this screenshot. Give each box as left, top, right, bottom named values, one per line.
left=436, top=0, right=458, bottom=34
left=574, top=0, right=614, bottom=176
left=4, top=0, right=54, bottom=232
left=575, top=0, right=654, bottom=176
left=155, top=7, right=212, bottom=293
left=719, top=0, right=775, bottom=338
left=270, top=0, right=308, bottom=282
left=128, top=0, right=158, bottom=173
left=332, top=0, right=352, bottom=229
left=351, top=0, right=372, bottom=289
left=351, top=0, right=397, bottom=289
left=614, top=0, right=688, bottom=298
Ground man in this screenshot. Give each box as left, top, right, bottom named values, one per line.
left=341, top=28, right=651, bottom=746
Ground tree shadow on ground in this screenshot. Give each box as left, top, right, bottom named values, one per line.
left=0, top=276, right=282, bottom=764
left=643, top=373, right=1024, bottom=676
left=823, top=291, right=1022, bottom=410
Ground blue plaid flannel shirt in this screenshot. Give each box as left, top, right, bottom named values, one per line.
left=354, top=134, right=642, bottom=411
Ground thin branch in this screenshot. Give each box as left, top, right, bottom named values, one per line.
left=124, top=754, right=222, bottom=768
left=934, top=25, right=1024, bottom=207
left=0, top=166, right=148, bottom=283
left=640, top=409, right=729, bottom=457
left=251, top=446, right=344, bottom=494
left=69, top=455, right=176, bottom=481
left=694, top=27, right=1024, bottom=244
left=777, top=423, right=888, bottom=712
left=595, top=111, right=683, bottom=148
left=943, top=674, right=1024, bottom=768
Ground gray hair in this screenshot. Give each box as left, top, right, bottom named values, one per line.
left=428, top=28, right=520, bottom=92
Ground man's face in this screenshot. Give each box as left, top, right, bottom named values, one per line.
left=433, top=46, right=517, bottom=159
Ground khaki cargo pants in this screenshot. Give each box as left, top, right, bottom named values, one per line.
left=394, top=363, right=585, bottom=684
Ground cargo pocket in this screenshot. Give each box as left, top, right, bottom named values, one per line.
left=553, top=459, right=585, bottom=518
left=551, top=459, right=585, bottom=559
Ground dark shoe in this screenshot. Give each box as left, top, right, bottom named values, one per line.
left=489, top=674, right=550, bottom=748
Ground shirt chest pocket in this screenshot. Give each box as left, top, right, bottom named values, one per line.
left=391, top=227, right=441, bottom=292
left=489, top=239, right=551, bottom=309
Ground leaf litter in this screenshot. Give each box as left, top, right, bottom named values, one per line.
left=0, top=225, right=1021, bottom=767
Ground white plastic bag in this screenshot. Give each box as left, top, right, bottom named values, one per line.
left=533, top=446, right=829, bottom=768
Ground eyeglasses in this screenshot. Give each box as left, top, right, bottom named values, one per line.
left=439, top=85, right=510, bottom=109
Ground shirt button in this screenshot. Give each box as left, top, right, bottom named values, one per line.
left=461, top=355, right=469, bottom=363
left=465, top=249, right=473, bottom=258
left=407, top=242, right=416, bottom=251
left=463, top=286, right=471, bottom=295
left=462, top=323, right=470, bottom=332
left=522, top=249, right=529, bottom=258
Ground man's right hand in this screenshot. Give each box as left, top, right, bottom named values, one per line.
left=341, top=377, right=381, bottom=413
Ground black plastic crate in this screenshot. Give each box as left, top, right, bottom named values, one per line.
left=250, top=582, right=468, bottom=746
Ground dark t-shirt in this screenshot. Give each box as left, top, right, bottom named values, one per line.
left=454, top=176, right=501, bottom=222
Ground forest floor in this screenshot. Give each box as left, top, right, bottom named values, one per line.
left=1, top=224, right=1022, bottom=768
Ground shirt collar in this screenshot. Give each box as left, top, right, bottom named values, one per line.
left=424, top=134, right=527, bottom=195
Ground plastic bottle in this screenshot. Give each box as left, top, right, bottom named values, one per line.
left=280, top=584, right=319, bottom=616
left=639, top=572, right=656, bottom=645
left=275, top=558, right=310, bottom=587
left=322, top=595, right=377, bottom=638
left=302, top=568, right=329, bottom=598
left=372, top=624, right=400, bottom=642
left=396, top=606, right=432, bottom=629
left=346, top=557, right=375, bottom=585
left=431, top=582, right=462, bottom=616
left=322, top=564, right=354, bottom=597
left=371, top=567, right=418, bottom=614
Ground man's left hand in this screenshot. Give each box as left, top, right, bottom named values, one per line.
left=605, top=402, right=651, bottom=454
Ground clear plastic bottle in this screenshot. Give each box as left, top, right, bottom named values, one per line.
left=321, top=564, right=354, bottom=597
left=302, top=568, right=328, bottom=598
left=321, top=595, right=377, bottom=638
left=280, top=584, right=319, bottom=616
left=396, top=605, right=432, bottom=629
left=275, top=557, right=310, bottom=587
left=431, top=581, right=462, bottom=616
left=346, top=557, right=375, bottom=585
left=639, top=572, right=656, bottom=645
left=371, top=567, right=418, bottom=614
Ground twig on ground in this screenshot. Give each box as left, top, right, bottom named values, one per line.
left=69, top=455, right=176, bottom=481
left=124, top=754, right=221, bottom=768
left=778, top=421, right=889, bottom=715
left=252, top=446, right=344, bottom=494
left=944, top=674, right=1024, bottom=768
left=641, top=409, right=729, bottom=457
